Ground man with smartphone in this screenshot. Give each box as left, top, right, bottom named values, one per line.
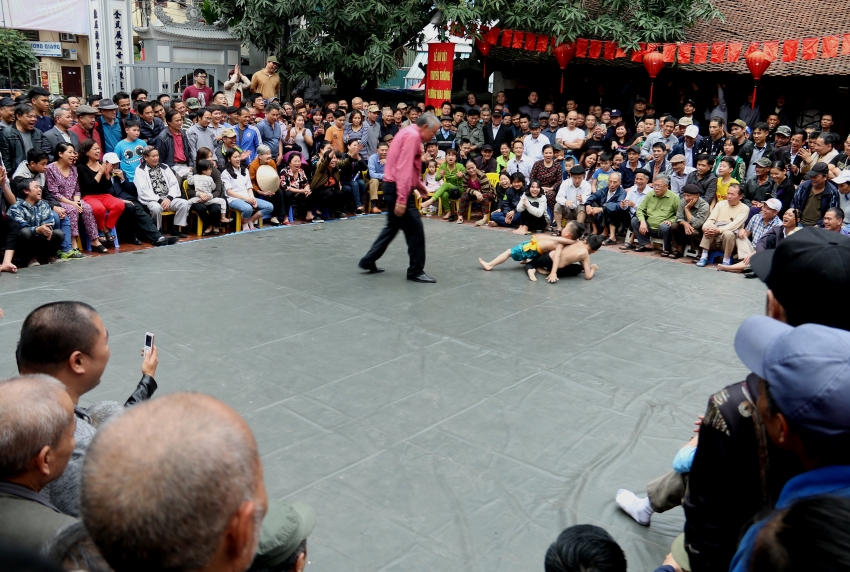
left=15, top=301, right=160, bottom=516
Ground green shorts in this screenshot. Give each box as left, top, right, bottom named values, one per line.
left=510, top=242, right=539, bottom=261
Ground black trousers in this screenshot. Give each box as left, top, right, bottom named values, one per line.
left=190, top=201, right=223, bottom=228
left=528, top=252, right=583, bottom=277
left=17, top=227, right=64, bottom=262
left=115, top=199, right=164, bottom=244
left=360, top=184, right=425, bottom=277
left=310, top=186, right=342, bottom=215
left=258, top=189, right=285, bottom=217
left=520, top=211, right=548, bottom=232
left=1, top=216, right=20, bottom=253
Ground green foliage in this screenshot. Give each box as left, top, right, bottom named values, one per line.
left=0, top=29, right=39, bottom=86
left=211, top=0, right=722, bottom=88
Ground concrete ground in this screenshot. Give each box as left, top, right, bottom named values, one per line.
left=0, top=215, right=766, bottom=572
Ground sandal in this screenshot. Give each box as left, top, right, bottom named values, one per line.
left=620, top=243, right=636, bottom=250
left=661, top=251, right=671, bottom=257
left=92, top=243, right=108, bottom=253
left=212, top=227, right=221, bottom=235
left=602, top=239, right=617, bottom=246
left=672, top=252, right=683, bottom=259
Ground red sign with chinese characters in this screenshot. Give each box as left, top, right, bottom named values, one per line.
left=425, top=43, right=455, bottom=109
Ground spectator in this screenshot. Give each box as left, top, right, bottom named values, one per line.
left=420, top=147, right=463, bottom=219
left=585, top=170, right=626, bottom=242
left=79, top=393, right=267, bottom=572
left=727, top=315, right=850, bottom=572
left=0, top=96, right=15, bottom=128
left=686, top=154, right=718, bottom=206
left=340, top=140, right=367, bottom=214
left=730, top=119, right=754, bottom=166
left=95, top=100, right=122, bottom=155
left=544, top=525, right=626, bottom=572
left=222, top=147, right=273, bottom=230
left=365, top=141, right=390, bottom=215
left=47, top=142, right=111, bottom=254
left=224, top=65, right=251, bottom=106
left=822, top=206, right=846, bottom=234
left=112, top=92, right=133, bottom=122
left=540, top=111, right=560, bottom=145
left=696, top=183, right=749, bottom=266
left=791, top=162, right=839, bottom=227
left=14, top=148, right=74, bottom=257
left=629, top=174, right=678, bottom=254
left=641, top=115, right=677, bottom=160
left=234, top=108, right=261, bottom=162
left=669, top=154, right=695, bottom=196
left=136, top=101, right=164, bottom=142
left=455, top=160, right=494, bottom=225
left=0, top=375, right=77, bottom=551
left=473, top=144, right=496, bottom=173
left=770, top=160, right=795, bottom=216
left=248, top=500, right=315, bottom=572
left=489, top=172, right=523, bottom=228
left=0, top=103, right=43, bottom=172
left=343, top=110, right=367, bottom=159
left=730, top=197, right=783, bottom=263
left=311, top=148, right=345, bottom=220
left=717, top=206, right=801, bottom=275
left=181, top=68, right=213, bottom=107
left=714, top=155, right=741, bottom=203
left=518, top=91, right=542, bottom=121
left=741, top=157, right=777, bottom=207
left=187, top=149, right=230, bottom=234
left=801, top=132, right=839, bottom=175
left=131, top=88, right=148, bottom=104
left=186, top=108, right=216, bottom=167
left=514, top=179, right=550, bottom=234
left=670, top=183, right=710, bottom=258
left=291, top=74, right=321, bottom=104
left=456, top=108, right=483, bottom=155
left=483, top=110, right=510, bottom=152
left=248, top=145, right=285, bottom=225
left=324, top=109, right=346, bottom=153
left=704, top=85, right=728, bottom=127
left=523, top=120, right=547, bottom=162
left=44, top=520, right=111, bottom=572
left=738, top=94, right=761, bottom=131
left=505, top=140, right=534, bottom=179
left=530, top=144, right=561, bottom=220
left=27, top=87, right=53, bottom=132
left=0, top=166, right=18, bottom=273
left=745, top=122, right=774, bottom=179
left=41, top=108, right=80, bottom=160
left=646, top=142, right=672, bottom=179
left=379, top=108, right=398, bottom=141
left=156, top=109, right=191, bottom=179
left=698, top=117, right=726, bottom=161
left=134, top=146, right=190, bottom=237
left=555, top=111, right=585, bottom=157
left=68, top=105, right=102, bottom=159
left=7, top=178, right=65, bottom=266
left=280, top=152, right=311, bottom=224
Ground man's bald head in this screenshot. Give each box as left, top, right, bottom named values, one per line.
left=81, top=393, right=266, bottom=572
left=0, top=375, right=74, bottom=482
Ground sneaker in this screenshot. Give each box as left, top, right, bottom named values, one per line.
left=60, top=249, right=86, bottom=260
left=312, top=216, right=324, bottom=223
left=695, top=258, right=708, bottom=267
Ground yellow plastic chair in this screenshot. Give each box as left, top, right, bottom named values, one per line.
left=184, top=180, right=204, bottom=236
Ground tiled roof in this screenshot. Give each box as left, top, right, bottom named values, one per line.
left=681, top=0, right=850, bottom=76
left=144, top=21, right=236, bottom=41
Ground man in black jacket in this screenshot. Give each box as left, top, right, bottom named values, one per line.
left=41, top=108, right=80, bottom=161
left=682, top=228, right=850, bottom=572
left=483, top=111, right=511, bottom=153
left=155, top=109, right=191, bottom=179
left=0, top=104, right=43, bottom=172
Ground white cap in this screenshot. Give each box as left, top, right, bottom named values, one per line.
left=684, top=125, right=699, bottom=139
left=102, top=152, right=120, bottom=164
left=833, top=170, right=850, bottom=185
left=764, top=198, right=782, bottom=211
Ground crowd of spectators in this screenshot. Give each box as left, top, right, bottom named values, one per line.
left=2, top=75, right=848, bottom=275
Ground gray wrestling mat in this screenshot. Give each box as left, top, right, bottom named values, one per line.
left=0, top=216, right=765, bottom=571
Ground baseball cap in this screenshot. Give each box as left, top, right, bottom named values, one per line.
left=97, top=99, right=118, bottom=110
left=670, top=154, right=686, bottom=164
left=266, top=55, right=279, bottom=64
left=749, top=227, right=850, bottom=329
left=396, top=102, right=408, bottom=110
left=627, top=145, right=641, bottom=154
left=684, top=125, right=699, bottom=138
left=552, top=142, right=564, bottom=151
left=102, top=152, right=120, bottom=164
left=805, top=162, right=829, bottom=179
left=367, top=104, right=380, bottom=113
left=481, top=144, right=493, bottom=152
left=383, top=133, right=394, bottom=142
left=76, top=105, right=98, bottom=116
left=776, top=126, right=792, bottom=137
left=569, top=165, right=586, bottom=175
left=0, top=97, right=15, bottom=108
left=734, top=315, right=850, bottom=436
left=732, top=119, right=747, bottom=129
left=440, top=115, right=452, bottom=122
left=832, top=170, right=850, bottom=185
left=678, top=116, right=693, bottom=126
left=221, top=127, right=236, bottom=138
left=538, top=111, right=550, bottom=119
left=684, top=98, right=696, bottom=107
left=186, top=97, right=201, bottom=110
left=252, top=500, right=315, bottom=568
left=529, top=120, right=541, bottom=129
left=764, top=198, right=782, bottom=211
left=755, top=157, right=772, bottom=168
left=610, top=109, right=622, bottom=117
left=682, top=183, right=701, bottom=195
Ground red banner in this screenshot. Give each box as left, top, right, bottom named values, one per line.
left=615, top=46, right=627, bottom=58
left=727, top=42, right=742, bottom=62
left=525, top=32, right=537, bottom=51
left=802, top=37, right=819, bottom=60
left=710, top=42, right=725, bottom=63
left=536, top=35, right=549, bottom=52
left=823, top=35, right=839, bottom=58
left=844, top=34, right=850, bottom=56
left=425, top=43, right=455, bottom=109
left=662, top=43, right=677, bottom=62
left=512, top=31, right=525, bottom=49
left=603, top=41, right=617, bottom=59
left=745, top=42, right=760, bottom=56
left=588, top=40, right=603, bottom=58
left=763, top=41, right=779, bottom=61
left=575, top=38, right=588, bottom=57
left=783, top=40, right=798, bottom=62
left=693, top=43, right=708, bottom=64
left=501, top=30, right=513, bottom=47
left=631, top=43, right=646, bottom=62
left=678, top=43, right=692, bottom=63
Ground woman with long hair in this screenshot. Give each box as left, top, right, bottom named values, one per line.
left=221, top=147, right=273, bottom=230
left=713, top=137, right=746, bottom=181
left=310, top=148, right=345, bottom=220
left=770, top=160, right=795, bottom=216
left=286, top=114, right=314, bottom=161
left=280, top=152, right=312, bottom=224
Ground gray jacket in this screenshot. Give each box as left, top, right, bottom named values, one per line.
left=42, top=127, right=81, bottom=160
left=0, top=483, right=77, bottom=552
left=185, top=124, right=217, bottom=167
left=675, top=196, right=711, bottom=230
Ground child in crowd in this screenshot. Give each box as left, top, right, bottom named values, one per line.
left=513, top=179, right=550, bottom=234
left=417, top=159, right=441, bottom=214
left=187, top=159, right=230, bottom=230
left=591, top=152, right=614, bottom=193
left=113, top=118, right=146, bottom=184
left=420, top=149, right=464, bottom=220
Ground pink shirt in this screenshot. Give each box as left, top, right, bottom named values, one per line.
left=384, top=124, right=425, bottom=205
left=182, top=85, right=213, bottom=108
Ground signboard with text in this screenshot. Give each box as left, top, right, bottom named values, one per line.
left=425, top=43, right=455, bottom=109
left=30, top=42, right=63, bottom=57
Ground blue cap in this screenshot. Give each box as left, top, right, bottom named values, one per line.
left=735, top=316, right=850, bottom=436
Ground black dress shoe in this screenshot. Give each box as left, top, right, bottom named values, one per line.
left=407, top=272, right=436, bottom=283
left=636, top=245, right=651, bottom=252
left=131, top=238, right=143, bottom=245
left=358, top=261, right=384, bottom=273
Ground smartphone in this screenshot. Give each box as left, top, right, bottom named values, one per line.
left=144, top=332, right=154, bottom=355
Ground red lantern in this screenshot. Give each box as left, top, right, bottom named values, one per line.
left=643, top=51, right=664, bottom=103
left=475, top=39, right=493, bottom=78
left=746, top=50, right=771, bottom=109
left=552, top=42, right=575, bottom=93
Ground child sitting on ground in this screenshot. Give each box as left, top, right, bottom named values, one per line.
left=187, top=159, right=230, bottom=231
left=513, top=179, right=550, bottom=235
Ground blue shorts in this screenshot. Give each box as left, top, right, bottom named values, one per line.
left=510, top=242, right=539, bottom=261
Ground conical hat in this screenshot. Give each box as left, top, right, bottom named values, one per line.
left=256, top=165, right=280, bottom=194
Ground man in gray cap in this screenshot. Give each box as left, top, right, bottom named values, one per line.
left=248, top=500, right=315, bottom=572
left=726, top=315, right=850, bottom=572
left=741, top=157, right=776, bottom=207
left=0, top=97, right=16, bottom=129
